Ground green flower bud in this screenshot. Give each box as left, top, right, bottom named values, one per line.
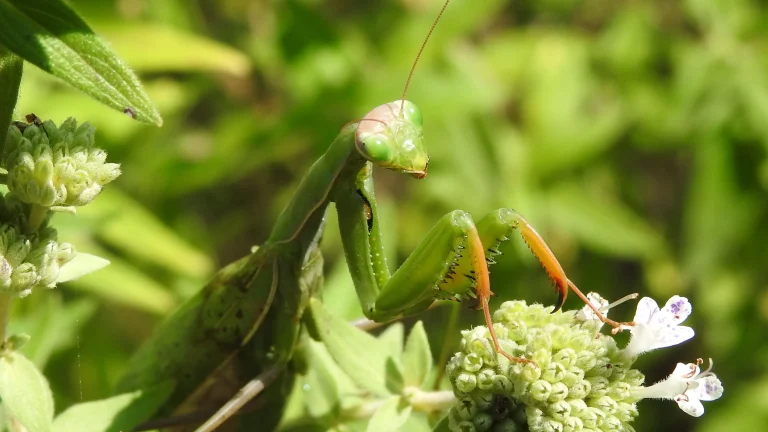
left=457, top=399, right=478, bottom=420
left=603, top=416, right=623, bottom=431
left=592, top=396, right=618, bottom=415
left=548, top=382, right=569, bottom=403
left=478, top=369, right=496, bottom=390
left=563, top=417, right=583, bottom=432
left=464, top=353, right=484, bottom=373
left=608, top=382, right=632, bottom=401
left=549, top=400, right=571, bottom=422
left=448, top=300, right=645, bottom=432
left=540, top=418, right=563, bottom=432
left=530, top=380, right=552, bottom=401
left=457, top=372, right=478, bottom=393
left=493, top=419, right=521, bottom=432
left=568, top=380, right=592, bottom=400
left=11, top=262, right=38, bottom=297
left=3, top=118, right=120, bottom=207
left=553, top=349, right=577, bottom=369
left=542, top=362, right=567, bottom=383
left=473, top=412, right=494, bottom=432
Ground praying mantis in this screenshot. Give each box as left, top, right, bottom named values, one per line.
left=118, top=1, right=629, bottom=430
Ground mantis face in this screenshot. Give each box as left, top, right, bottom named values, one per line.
left=354, top=100, right=429, bottom=179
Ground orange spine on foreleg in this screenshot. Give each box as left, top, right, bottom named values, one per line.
left=518, top=220, right=569, bottom=311
left=467, top=225, right=533, bottom=365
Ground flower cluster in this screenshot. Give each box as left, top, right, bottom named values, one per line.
left=446, top=295, right=723, bottom=431
left=3, top=118, right=121, bottom=207
left=0, top=222, right=75, bottom=298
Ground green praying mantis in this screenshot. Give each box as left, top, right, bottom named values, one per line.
left=118, top=1, right=631, bottom=430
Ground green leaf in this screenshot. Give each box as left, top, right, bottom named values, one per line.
left=302, top=340, right=342, bottom=419
left=51, top=382, right=174, bottom=432
left=365, top=396, right=412, bottom=432
left=0, top=49, right=22, bottom=139
left=402, top=322, right=433, bottom=388
left=306, top=298, right=403, bottom=397
left=432, top=416, right=451, bottom=432
left=377, top=322, right=404, bottom=361
left=57, top=253, right=110, bottom=283
left=97, top=23, right=251, bottom=76
left=0, top=351, right=54, bottom=432
left=546, top=183, right=664, bottom=259
left=78, top=188, right=213, bottom=280
left=10, top=296, right=96, bottom=368
left=0, top=0, right=162, bottom=125
left=66, top=249, right=176, bottom=315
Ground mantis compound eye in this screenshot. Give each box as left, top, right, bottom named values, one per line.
left=357, top=133, right=392, bottom=163
left=401, top=101, right=423, bottom=129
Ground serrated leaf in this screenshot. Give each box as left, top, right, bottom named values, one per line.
left=0, top=0, right=162, bottom=125
left=402, top=321, right=433, bottom=388
left=56, top=253, right=110, bottom=283
left=0, top=49, right=22, bottom=141
left=0, top=351, right=54, bottom=432
left=51, top=382, right=174, bottom=432
left=306, top=298, right=403, bottom=397
left=366, top=396, right=412, bottom=432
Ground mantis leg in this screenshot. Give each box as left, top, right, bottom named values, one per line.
left=337, top=198, right=575, bottom=363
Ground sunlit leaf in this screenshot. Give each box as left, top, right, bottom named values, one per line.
left=51, top=382, right=174, bottom=432
left=306, top=298, right=403, bottom=397
left=0, top=351, right=54, bottom=432
left=402, top=321, right=433, bottom=388
left=66, top=249, right=176, bottom=315
left=0, top=0, right=162, bottom=125
left=302, top=340, right=342, bottom=419
left=57, top=253, right=110, bottom=283
left=378, top=322, right=404, bottom=361
left=365, top=396, right=412, bottom=432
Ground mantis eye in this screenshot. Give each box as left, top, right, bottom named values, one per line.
left=402, top=102, right=423, bottom=129
left=357, top=133, right=392, bottom=163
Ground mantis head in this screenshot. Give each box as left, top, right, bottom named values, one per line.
left=354, top=100, right=429, bottom=179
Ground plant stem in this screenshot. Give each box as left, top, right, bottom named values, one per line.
left=0, top=292, right=12, bottom=343
left=27, top=203, right=48, bottom=234
left=408, top=389, right=457, bottom=412
left=340, top=388, right=456, bottom=421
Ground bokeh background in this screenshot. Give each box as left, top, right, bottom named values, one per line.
left=7, top=0, right=768, bottom=430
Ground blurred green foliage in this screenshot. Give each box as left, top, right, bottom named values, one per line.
left=6, top=0, right=768, bottom=430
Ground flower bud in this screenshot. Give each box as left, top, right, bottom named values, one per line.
left=3, top=118, right=120, bottom=207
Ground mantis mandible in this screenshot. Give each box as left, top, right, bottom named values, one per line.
left=119, top=1, right=629, bottom=430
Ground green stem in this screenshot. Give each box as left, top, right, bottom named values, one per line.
left=27, top=203, right=48, bottom=234
left=0, top=292, right=12, bottom=343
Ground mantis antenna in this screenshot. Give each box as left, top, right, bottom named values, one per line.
left=400, top=0, right=451, bottom=114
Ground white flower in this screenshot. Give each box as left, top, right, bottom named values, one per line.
left=638, top=359, right=724, bottom=417
left=576, top=292, right=638, bottom=331
left=622, top=295, right=694, bottom=358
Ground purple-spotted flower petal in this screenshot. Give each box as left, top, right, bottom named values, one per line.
left=622, top=295, right=694, bottom=358
left=639, top=359, right=723, bottom=417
